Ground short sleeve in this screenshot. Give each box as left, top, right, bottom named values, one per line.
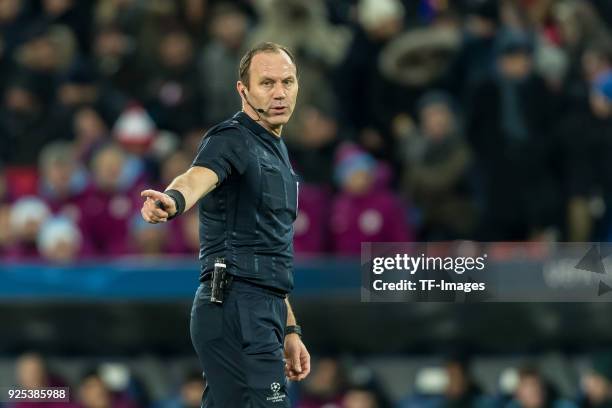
left=191, top=128, right=249, bottom=184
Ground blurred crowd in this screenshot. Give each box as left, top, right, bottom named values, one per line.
left=1, top=0, right=612, bottom=262
left=5, top=351, right=612, bottom=408
left=293, top=353, right=612, bottom=408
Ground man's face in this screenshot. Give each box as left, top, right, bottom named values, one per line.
left=43, top=0, right=72, bottom=16
left=93, top=147, right=124, bottom=191
left=239, top=51, right=298, bottom=132
left=159, top=31, right=193, bottom=69
left=582, top=373, right=610, bottom=404
left=582, top=51, right=608, bottom=82
left=516, top=376, right=545, bottom=408
left=78, top=376, right=111, bottom=408
left=0, top=0, right=22, bottom=23
left=212, top=11, right=247, bottom=49
left=499, top=52, right=532, bottom=80
left=421, top=103, right=453, bottom=141
left=16, top=354, right=47, bottom=388
left=46, top=161, right=73, bottom=196
left=446, top=362, right=468, bottom=399
left=590, top=92, right=612, bottom=118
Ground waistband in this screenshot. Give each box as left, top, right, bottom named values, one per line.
left=201, top=273, right=287, bottom=299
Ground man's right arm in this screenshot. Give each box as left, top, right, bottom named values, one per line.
left=142, top=127, right=246, bottom=223
left=140, top=166, right=219, bottom=224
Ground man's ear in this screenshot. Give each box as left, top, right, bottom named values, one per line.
left=237, top=81, right=249, bottom=100
left=236, top=81, right=244, bottom=95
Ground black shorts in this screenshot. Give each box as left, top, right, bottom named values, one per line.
left=190, top=280, right=289, bottom=408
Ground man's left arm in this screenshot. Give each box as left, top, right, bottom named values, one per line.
left=284, top=298, right=310, bottom=381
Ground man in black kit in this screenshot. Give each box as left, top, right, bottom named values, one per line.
left=140, top=42, right=310, bottom=407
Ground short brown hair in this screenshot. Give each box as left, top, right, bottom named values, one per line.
left=238, top=42, right=298, bottom=88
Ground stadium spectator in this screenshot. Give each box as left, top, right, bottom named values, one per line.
left=466, top=29, right=561, bottom=240
left=11, top=23, right=57, bottom=97
left=38, top=0, right=92, bottom=53
left=342, top=363, right=391, bottom=408
left=342, top=387, right=381, bottom=408
left=578, top=351, right=612, bottom=408
left=72, top=106, right=110, bottom=163
left=335, top=0, right=404, bottom=136
left=167, top=206, right=200, bottom=255
left=561, top=71, right=612, bottom=241
left=330, top=143, right=413, bottom=255
left=38, top=141, right=88, bottom=218
left=292, top=183, right=332, bottom=255
left=112, top=104, right=157, bottom=157
left=0, top=74, right=53, bottom=165
left=248, top=0, right=351, bottom=68
left=111, top=104, right=164, bottom=179
left=6, top=196, right=51, bottom=260
left=399, top=91, right=476, bottom=240
left=0, top=0, right=28, bottom=54
left=76, top=369, right=139, bottom=408
left=447, top=0, right=500, bottom=99
left=591, top=71, right=612, bottom=117
left=198, top=3, right=248, bottom=126
left=154, top=370, right=205, bottom=408
left=553, top=0, right=612, bottom=83
left=582, top=41, right=612, bottom=89
left=286, top=97, right=340, bottom=185
left=128, top=213, right=168, bottom=256
left=37, top=216, right=84, bottom=263
left=159, top=149, right=189, bottom=187
left=50, top=61, right=126, bottom=140
left=145, top=27, right=201, bottom=134
left=440, top=358, right=493, bottom=408
left=590, top=0, right=612, bottom=28
left=0, top=164, right=10, bottom=254
left=296, top=356, right=346, bottom=408
left=92, top=24, right=142, bottom=99
left=94, top=0, right=143, bottom=33
left=0, top=0, right=29, bottom=99
left=79, top=143, right=146, bottom=255
left=12, top=352, right=74, bottom=408
left=158, top=150, right=199, bottom=255
left=14, top=352, right=63, bottom=388
left=286, top=100, right=339, bottom=254
left=506, top=366, right=577, bottom=408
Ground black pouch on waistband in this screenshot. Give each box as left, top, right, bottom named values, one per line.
left=210, top=258, right=228, bottom=304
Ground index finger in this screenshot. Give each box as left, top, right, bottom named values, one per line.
left=141, top=189, right=165, bottom=201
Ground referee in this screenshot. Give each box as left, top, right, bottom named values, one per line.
left=140, top=42, right=310, bottom=407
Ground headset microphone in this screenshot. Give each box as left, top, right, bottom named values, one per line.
left=241, top=90, right=266, bottom=114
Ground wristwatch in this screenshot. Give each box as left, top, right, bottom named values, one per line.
left=285, top=325, right=302, bottom=338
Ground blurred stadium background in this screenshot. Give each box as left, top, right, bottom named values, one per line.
left=2, top=0, right=612, bottom=407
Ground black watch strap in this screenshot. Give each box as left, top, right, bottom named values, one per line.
left=163, top=189, right=186, bottom=220
left=285, top=325, right=302, bottom=338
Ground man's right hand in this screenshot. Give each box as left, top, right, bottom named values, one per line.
left=140, top=189, right=177, bottom=223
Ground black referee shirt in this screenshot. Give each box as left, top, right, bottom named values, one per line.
left=191, top=111, right=299, bottom=294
